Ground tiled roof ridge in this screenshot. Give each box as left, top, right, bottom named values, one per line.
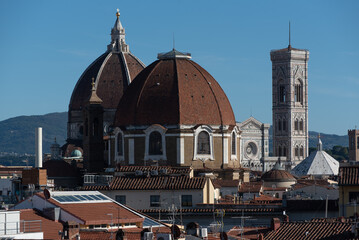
left=116, top=165, right=191, bottom=173
left=88, top=175, right=206, bottom=190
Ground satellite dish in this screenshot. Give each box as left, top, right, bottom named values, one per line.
left=171, top=224, right=181, bottom=239
left=44, top=189, right=51, bottom=199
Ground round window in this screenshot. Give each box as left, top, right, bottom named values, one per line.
left=245, top=142, right=258, bottom=160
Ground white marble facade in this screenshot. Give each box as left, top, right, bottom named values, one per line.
left=270, top=47, right=309, bottom=168
left=237, top=117, right=270, bottom=171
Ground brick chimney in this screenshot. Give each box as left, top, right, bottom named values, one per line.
left=271, top=218, right=281, bottom=231
left=282, top=214, right=289, bottom=223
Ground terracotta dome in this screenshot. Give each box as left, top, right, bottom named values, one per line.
left=114, top=49, right=236, bottom=126
left=69, top=51, right=145, bottom=111
left=66, top=10, right=146, bottom=143
left=261, top=168, right=296, bottom=182
left=69, top=10, right=145, bottom=111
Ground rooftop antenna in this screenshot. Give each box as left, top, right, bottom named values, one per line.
left=173, top=32, right=175, bottom=50
left=288, top=21, right=291, bottom=49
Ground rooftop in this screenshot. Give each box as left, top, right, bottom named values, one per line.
left=264, top=220, right=355, bottom=240
left=116, top=165, right=192, bottom=175
left=20, top=209, right=63, bottom=240
left=339, top=165, right=359, bottom=185
left=34, top=191, right=161, bottom=226
left=83, top=176, right=208, bottom=191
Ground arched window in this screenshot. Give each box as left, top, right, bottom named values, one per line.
left=144, top=125, right=167, bottom=161
left=149, top=131, right=162, bottom=155
left=278, top=146, right=282, bottom=156
left=231, top=132, right=236, bottom=155
left=300, top=146, right=304, bottom=157
left=278, top=119, right=282, bottom=131
left=295, top=146, right=299, bottom=157
left=299, top=120, right=304, bottom=131
left=283, top=146, right=287, bottom=157
left=197, top=131, right=210, bottom=155
left=294, top=119, right=299, bottom=131
left=193, top=126, right=214, bottom=161
left=282, top=119, right=286, bottom=132
left=279, top=84, right=286, bottom=102
left=117, top=132, right=123, bottom=156
left=295, top=80, right=303, bottom=103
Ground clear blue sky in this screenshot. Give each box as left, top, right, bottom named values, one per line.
left=0, top=1, right=358, bottom=135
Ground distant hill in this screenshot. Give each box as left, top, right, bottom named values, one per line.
left=0, top=112, right=67, bottom=154
left=308, top=131, right=348, bottom=149
left=268, top=126, right=348, bottom=153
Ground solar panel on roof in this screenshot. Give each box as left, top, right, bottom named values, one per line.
left=97, top=195, right=108, bottom=200
left=51, top=194, right=110, bottom=203
left=52, top=196, right=63, bottom=202
left=75, top=195, right=87, bottom=201
left=62, top=196, right=75, bottom=201
left=91, top=195, right=103, bottom=200
left=84, top=195, right=97, bottom=200
left=69, top=195, right=79, bottom=202
left=143, top=218, right=163, bottom=227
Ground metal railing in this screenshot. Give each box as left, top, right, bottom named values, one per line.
left=0, top=220, right=42, bottom=235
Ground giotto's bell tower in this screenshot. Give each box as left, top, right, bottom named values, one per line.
left=270, top=43, right=309, bottom=168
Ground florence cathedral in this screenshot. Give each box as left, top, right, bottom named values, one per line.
left=62, top=10, right=309, bottom=174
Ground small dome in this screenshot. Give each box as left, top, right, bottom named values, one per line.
left=262, top=169, right=296, bottom=182
left=114, top=49, right=236, bottom=126
left=71, top=149, right=82, bottom=158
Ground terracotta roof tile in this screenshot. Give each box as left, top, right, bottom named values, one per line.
left=20, top=209, right=63, bottom=240
left=212, top=179, right=239, bottom=188
left=264, top=221, right=355, bottom=240
left=228, top=226, right=270, bottom=240
left=78, top=227, right=171, bottom=240
left=339, top=166, right=359, bottom=185
left=36, top=193, right=143, bottom=225
left=291, top=179, right=335, bottom=190
left=115, top=57, right=235, bottom=126
left=117, top=165, right=192, bottom=175
left=78, top=230, right=142, bottom=240
left=69, top=52, right=144, bottom=111
left=140, top=208, right=280, bottom=214
left=263, top=187, right=288, bottom=191
left=83, top=176, right=207, bottom=191
left=238, top=182, right=263, bottom=193
left=262, top=169, right=296, bottom=182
